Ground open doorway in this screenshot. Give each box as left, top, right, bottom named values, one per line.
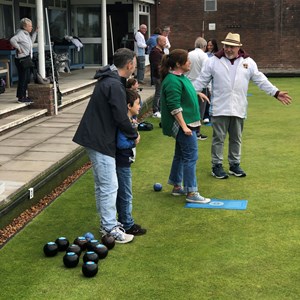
left=107, top=3, right=133, bottom=64
left=71, top=3, right=133, bottom=66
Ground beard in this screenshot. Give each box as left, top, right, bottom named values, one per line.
left=225, top=53, right=236, bottom=60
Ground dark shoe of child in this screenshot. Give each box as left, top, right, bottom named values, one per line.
left=126, top=224, right=147, bottom=236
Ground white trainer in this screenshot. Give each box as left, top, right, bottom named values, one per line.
left=186, top=192, right=211, bottom=204
left=102, top=226, right=134, bottom=244
left=152, top=112, right=161, bottom=118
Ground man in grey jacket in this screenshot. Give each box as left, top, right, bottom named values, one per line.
left=195, top=32, right=292, bottom=179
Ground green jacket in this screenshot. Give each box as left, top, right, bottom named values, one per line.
left=161, top=73, right=200, bottom=137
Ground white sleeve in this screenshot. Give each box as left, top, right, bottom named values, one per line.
left=249, top=59, right=278, bottom=96
left=165, top=37, right=171, bottom=49
left=194, top=59, right=213, bottom=92
left=135, top=32, right=147, bottom=49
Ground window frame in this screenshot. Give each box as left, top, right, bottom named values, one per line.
left=204, top=0, right=217, bottom=12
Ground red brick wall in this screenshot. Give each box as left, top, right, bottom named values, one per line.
left=28, top=84, right=55, bottom=116
left=151, top=0, right=300, bottom=72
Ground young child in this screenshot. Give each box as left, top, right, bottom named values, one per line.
left=126, top=77, right=139, bottom=91
left=126, top=78, right=143, bottom=118
left=116, top=89, right=147, bottom=236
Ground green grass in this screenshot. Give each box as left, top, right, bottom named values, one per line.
left=0, top=78, right=299, bottom=300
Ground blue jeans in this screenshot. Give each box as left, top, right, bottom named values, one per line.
left=116, top=166, right=134, bottom=230
left=168, top=129, right=198, bottom=193
left=86, top=148, right=118, bottom=232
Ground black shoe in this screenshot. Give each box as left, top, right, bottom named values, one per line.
left=212, top=164, right=229, bottom=179
left=17, top=97, right=33, bottom=104
left=125, top=224, right=147, bottom=236
left=229, top=164, right=246, bottom=177
left=197, top=134, right=208, bottom=141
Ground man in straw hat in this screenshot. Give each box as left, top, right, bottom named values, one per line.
left=194, top=32, right=292, bottom=179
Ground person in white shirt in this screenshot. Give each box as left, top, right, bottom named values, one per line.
left=186, top=37, right=209, bottom=140
left=162, top=26, right=171, bottom=54
left=134, top=24, right=148, bottom=84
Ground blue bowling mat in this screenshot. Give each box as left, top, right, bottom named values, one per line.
left=185, top=199, right=248, bottom=210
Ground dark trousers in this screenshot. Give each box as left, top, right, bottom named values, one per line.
left=15, top=57, right=31, bottom=99
left=203, top=88, right=211, bottom=120
left=136, top=56, right=145, bottom=82
left=152, top=77, right=161, bottom=113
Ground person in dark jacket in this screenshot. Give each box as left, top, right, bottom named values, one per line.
left=116, top=89, right=146, bottom=236
left=149, top=35, right=167, bottom=118
left=73, top=48, right=138, bottom=244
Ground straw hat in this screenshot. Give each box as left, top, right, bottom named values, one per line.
left=221, top=32, right=242, bottom=47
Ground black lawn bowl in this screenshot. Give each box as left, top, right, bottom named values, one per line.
left=82, top=261, right=98, bottom=278
left=73, top=236, right=88, bottom=251
left=43, top=242, right=58, bottom=257
left=86, top=239, right=100, bottom=251
left=66, top=244, right=82, bottom=257
left=101, top=234, right=115, bottom=250
left=93, top=244, right=108, bottom=260
left=63, top=252, right=79, bottom=268
left=55, top=237, right=69, bottom=251
left=83, top=251, right=99, bottom=264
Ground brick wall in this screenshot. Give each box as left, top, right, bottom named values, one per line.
left=28, top=84, right=55, bottom=116
left=151, top=0, right=300, bottom=72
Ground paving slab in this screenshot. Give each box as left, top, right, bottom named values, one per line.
left=42, top=137, right=76, bottom=144
left=0, top=170, right=40, bottom=182
left=30, top=143, right=78, bottom=153
left=12, top=132, right=57, bottom=140
left=14, top=151, right=68, bottom=162
left=0, top=155, right=14, bottom=164
left=34, top=122, right=76, bottom=128
left=0, top=139, right=40, bottom=147
left=56, top=130, right=77, bottom=138
left=0, top=160, right=55, bottom=172
left=0, top=146, right=29, bottom=155
left=23, top=126, right=67, bottom=133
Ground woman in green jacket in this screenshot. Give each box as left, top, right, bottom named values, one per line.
left=160, top=49, right=210, bottom=203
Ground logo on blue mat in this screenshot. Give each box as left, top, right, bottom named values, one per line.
left=209, top=201, right=224, bottom=206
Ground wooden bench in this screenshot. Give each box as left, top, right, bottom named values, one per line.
left=0, top=59, right=10, bottom=88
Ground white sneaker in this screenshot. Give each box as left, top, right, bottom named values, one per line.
left=203, top=118, right=210, bottom=124
left=152, top=112, right=161, bottom=118
left=186, top=192, right=211, bottom=204
left=102, top=226, right=134, bottom=244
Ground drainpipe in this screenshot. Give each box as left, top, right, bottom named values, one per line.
left=36, top=0, right=46, bottom=78
left=156, top=0, right=160, bottom=27
left=102, top=0, right=108, bottom=66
